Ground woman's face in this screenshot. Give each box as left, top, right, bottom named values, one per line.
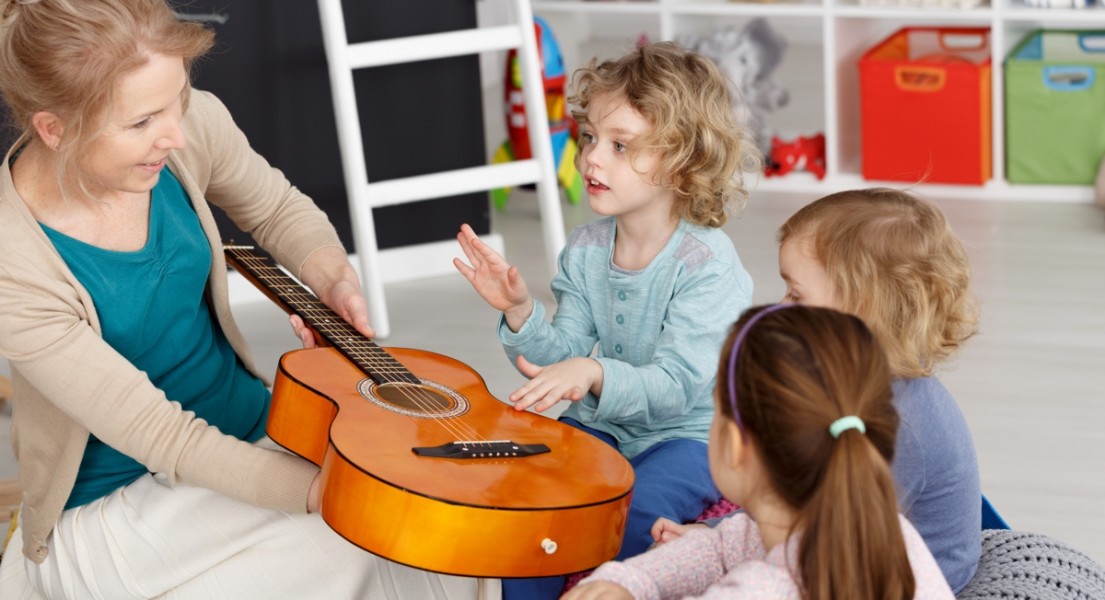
left=78, top=52, right=187, bottom=200
left=778, top=235, right=839, bottom=309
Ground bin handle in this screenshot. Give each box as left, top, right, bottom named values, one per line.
left=1043, top=66, right=1095, bottom=91
left=1078, top=32, right=1105, bottom=54
left=939, top=31, right=988, bottom=52
left=895, top=66, right=946, bottom=92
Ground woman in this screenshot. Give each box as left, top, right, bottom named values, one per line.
left=0, top=0, right=495, bottom=598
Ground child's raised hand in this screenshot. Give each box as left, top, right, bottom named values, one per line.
left=453, top=223, right=533, bottom=330
left=650, top=516, right=706, bottom=546
left=560, top=581, right=633, bottom=600
left=509, top=355, right=604, bottom=413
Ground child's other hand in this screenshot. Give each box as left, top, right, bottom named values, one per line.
left=509, top=356, right=603, bottom=413
left=561, top=581, right=632, bottom=600
left=453, top=223, right=532, bottom=330
left=651, top=517, right=706, bottom=546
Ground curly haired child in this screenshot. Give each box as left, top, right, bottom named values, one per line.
left=567, top=304, right=955, bottom=599
left=454, top=41, right=760, bottom=600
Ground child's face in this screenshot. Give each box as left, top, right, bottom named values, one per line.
left=577, top=92, right=675, bottom=223
left=778, top=236, right=839, bottom=309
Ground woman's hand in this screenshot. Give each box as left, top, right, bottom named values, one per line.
left=508, top=356, right=603, bottom=413
left=561, top=581, right=633, bottom=600
left=296, top=246, right=374, bottom=346
left=453, top=223, right=532, bottom=332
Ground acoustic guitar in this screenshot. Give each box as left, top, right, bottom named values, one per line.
left=224, top=245, right=634, bottom=577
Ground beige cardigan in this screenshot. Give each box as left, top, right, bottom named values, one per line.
left=0, top=91, right=344, bottom=563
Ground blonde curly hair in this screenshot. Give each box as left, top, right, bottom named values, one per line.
left=778, top=188, right=980, bottom=377
left=568, top=41, right=761, bottom=228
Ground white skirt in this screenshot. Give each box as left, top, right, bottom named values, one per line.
left=0, top=469, right=499, bottom=600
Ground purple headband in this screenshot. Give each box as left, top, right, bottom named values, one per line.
left=727, top=304, right=793, bottom=429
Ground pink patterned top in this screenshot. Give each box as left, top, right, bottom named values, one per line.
left=578, top=512, right=955, bottom=599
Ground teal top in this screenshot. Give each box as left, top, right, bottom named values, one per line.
left=499, top=217, right=752, bottom=459
left=42, top=169, right=271, bottom=509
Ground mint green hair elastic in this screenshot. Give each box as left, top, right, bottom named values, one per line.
left=829, top=415, right=866, bottom=439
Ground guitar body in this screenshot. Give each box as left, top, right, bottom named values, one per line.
left=269, top=345, right=635, bottom=578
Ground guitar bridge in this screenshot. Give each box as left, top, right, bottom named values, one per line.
left=412, top=440, right=550, bottom=459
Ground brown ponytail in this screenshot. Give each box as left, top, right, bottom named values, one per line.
left=720, top=304, right=915, bottom=600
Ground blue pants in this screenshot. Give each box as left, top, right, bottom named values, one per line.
left=502, top=417, right=720, bottom=600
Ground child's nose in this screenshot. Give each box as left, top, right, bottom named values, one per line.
left=583, top=144, right=603, bottom=169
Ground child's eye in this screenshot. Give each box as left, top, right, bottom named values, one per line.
left=579, top=131, right=595, bottom=145
left=614, top=142, right=627, bottom=153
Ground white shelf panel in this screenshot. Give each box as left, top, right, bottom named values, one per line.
left=532, top=1, right=663, bottom=15
left=831, top=6, right=994, bottom=21
left=673, top=2, right=827, bottom=17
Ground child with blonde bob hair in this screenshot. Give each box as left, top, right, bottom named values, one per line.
left=776, top=188, right=983, bottom=592
left=455, top=41, right=759, bottom=600
left=778, top=187, right=978, bottom=378
left=566, top=304, right=954, bottom=599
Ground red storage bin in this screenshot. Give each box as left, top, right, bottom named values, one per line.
left=860, top=27, right=992, bottom=185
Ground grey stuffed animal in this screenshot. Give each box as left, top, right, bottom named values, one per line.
left=678, top=19, right=790, bottom=156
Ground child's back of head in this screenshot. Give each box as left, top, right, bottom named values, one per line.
left=778, top=188, right=979, bottom=377
left=721, top=304, right=915, bottom=600
left=568, top=41, right=760, bottom=227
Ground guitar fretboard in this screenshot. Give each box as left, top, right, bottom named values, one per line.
left=224, top=245, right=417, bottom=385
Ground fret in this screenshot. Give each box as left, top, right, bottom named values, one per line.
left=224, top=246, right=418, bottom=385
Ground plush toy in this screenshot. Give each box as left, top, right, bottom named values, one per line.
left=765, top=133, right=826, bottom=180
left=677, top=19, right=790, bottom=157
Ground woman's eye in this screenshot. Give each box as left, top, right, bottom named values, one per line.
left=132, top=118, right=151, bottom=130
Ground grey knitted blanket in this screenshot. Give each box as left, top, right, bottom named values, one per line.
left=957, top=529, right=1105, bottom=599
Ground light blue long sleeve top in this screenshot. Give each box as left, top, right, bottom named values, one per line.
left=498, top=217, right=753, bottom=459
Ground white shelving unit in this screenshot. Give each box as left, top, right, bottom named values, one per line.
left=533, top=0, right=1105, bottom=202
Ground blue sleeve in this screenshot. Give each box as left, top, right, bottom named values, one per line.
left=498, top=244, right=599, bottom=371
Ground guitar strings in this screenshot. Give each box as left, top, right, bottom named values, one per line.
left=232, top=251, right=485, bottom=443
left=229, top=250, right=491, bottom=447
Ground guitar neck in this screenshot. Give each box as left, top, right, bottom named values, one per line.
left=223, top=245, right=416, bottom=385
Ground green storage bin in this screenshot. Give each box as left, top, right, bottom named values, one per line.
left=1005, top=29, right=1105, bottom=184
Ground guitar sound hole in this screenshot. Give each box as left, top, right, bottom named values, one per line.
left=376, top=383, right=455, bottom=414
left=357, top=379, right=470, bottom=419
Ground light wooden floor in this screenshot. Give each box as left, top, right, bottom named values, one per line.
left=1, top=187, right=1103, bottom=568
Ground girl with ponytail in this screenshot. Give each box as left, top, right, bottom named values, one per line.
left=564, top=304, right=953, bottom=599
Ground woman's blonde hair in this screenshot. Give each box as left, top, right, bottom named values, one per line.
left=778, top=188, right=979, bottom=378
left=0, top=0, right=214, bottom=191
left=568, top=41, right=761, bottom=228
left=720, top=304, right=914, bottom=600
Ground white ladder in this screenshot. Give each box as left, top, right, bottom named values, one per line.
left=316, top=0, right=566, bottom=338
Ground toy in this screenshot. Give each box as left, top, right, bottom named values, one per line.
left=676, top=19, right=790, bottom=157
left=764, top=133, right=826, bottom=180
left=492, top=16, right=583, bottom=209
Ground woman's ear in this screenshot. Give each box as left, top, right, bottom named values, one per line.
left=31, top=111, right=65, bottom=151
